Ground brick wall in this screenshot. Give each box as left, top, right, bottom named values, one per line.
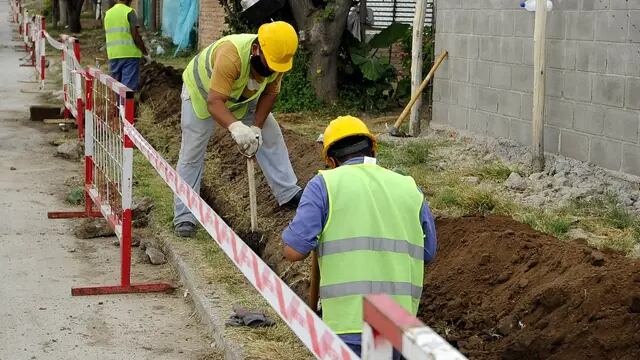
left=198, top=0, right=226, bottom=49
left=432, top=0, right=640, bottom=176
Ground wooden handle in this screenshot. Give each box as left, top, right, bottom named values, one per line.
left=247, top=158, right=258, bottom=232
left=393, top=51, right=449, bottom=129
left=307, top=250, right=320, bottom=310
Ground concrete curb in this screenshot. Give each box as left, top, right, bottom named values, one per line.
left=160, top=238, right=244, bottom=360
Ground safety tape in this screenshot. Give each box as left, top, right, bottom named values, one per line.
left=88, top=67, right=131, bottom=98
left=122, top=121, right=359, bottom=360
left=43, top=31, right=64, bottom=50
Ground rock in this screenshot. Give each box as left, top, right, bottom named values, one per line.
left=524, top=195, right=546, bottom=208
left=567, top=228, right=591, bottom=241
left=505, top=172, right=526, bottom=191
left=112, top=236, right=140, bottom=247
left=497, top=315, right=517, bottom=335
left=10, top=166, right=16, bottom=171
left=56, top=140, right=82, bottom=160
left=528, top=172, right=544, bottom=181
left=588, top=251, right=605, bottom=266
left=462, top=176, right=480, bottom=185
left=74, top=219, right=115, bottom=239
left=630, top=295, right=640, bottom=313
left=483, top=153, right=496, bottom=162
left=145, top=247, right=167, bottom=265
left=518, top=278, right=529, bottom=288
left=479, top=253, right=491, bottom=265
left=132, top=197, right=154, bottom=228
left=554, top=177, right=570, bottom=187
left=495, top=272, right=511, bottom=284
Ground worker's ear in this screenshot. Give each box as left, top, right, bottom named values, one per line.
left=327, top=157, right=338, bottom=169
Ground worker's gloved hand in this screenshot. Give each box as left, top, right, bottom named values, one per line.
left=250, top=126, right=263, bottom=148
left=229, top=121, right=259, bottom=154
left=143, top=54, right=152, bottom=63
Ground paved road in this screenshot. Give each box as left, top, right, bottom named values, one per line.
left=0, top=5, right=215, bottom=360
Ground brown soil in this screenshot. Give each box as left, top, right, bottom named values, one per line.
left=137, top=62, right=640, bottom=359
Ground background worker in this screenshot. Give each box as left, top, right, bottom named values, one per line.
left=173, top=21, right=303, bottom=237
left=281, top=116, right=437, bottom=358
left=103, top=0, right=150, bottom=91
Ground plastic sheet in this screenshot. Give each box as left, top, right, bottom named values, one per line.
left=162, top=0, right=198, bottom=53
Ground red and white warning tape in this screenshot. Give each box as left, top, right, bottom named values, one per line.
left=124, top=121, right=359, bottom=360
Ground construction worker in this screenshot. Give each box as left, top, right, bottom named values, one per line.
left=282, top=116, right=437, bottom=357
left=104, top=0, right=150, bottom=91
left=173, top=21, right=303, bottom=237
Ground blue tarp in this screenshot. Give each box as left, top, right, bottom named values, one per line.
left=162, top=0, right=199, bottom=53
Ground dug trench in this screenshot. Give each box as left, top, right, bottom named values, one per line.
left=137, top=62, right=640, bottom=359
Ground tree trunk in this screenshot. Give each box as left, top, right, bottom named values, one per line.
left=289, top=0, right=351, bottom=103
left=52, top=0, right=60, bottom=29
left=59, top=0, right=68, bottom=27
left=67, top=0, right=85, bottom=33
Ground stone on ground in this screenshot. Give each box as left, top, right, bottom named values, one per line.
left=145, top=247, right=167, bottom=265
left=56, top=140, right=82, bottom=160
left=74, top=218, right=115, bottom=239
left=505, top=172, right=526, bottom=191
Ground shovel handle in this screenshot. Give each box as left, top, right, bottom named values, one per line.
left=247, top=157, right=258, bottom=232
left=393, top=51, right=449, bottom=130
left=308, top=250, right=320, bottom=311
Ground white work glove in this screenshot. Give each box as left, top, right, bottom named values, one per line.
left=143, top=54, right=152, bottom=63
left=228, top=121, right=259, bottom=155
left=250, top=126, right=263, bottom=148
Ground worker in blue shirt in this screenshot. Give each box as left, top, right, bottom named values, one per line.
left=282, top=116, right=437, bottom=358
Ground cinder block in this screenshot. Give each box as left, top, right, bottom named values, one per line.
left=450, top=82, right=477, bottom=108
left=452, top=34, right=480, bottom=59
left=468, top=110, right=489, bottom=135
left=606, top=44, right=640, bottom=76
left=511, top=65, right=534, bottom=93
left=499, top=37, right=524, bottom=64
left=631, top=11, right=640, bottom=43
left=576, top=42, right=607, bottom=72
left=510, top=119, right=532, bottom=145
left=438, top=0, right=462, bottom=9
left=433, top=78, right=451, bottom=104
left=478, top=88, right=499, bottom=113
left=490, top=63, right=512, bottom=89
left=622, top=144, right=640, bottom=176
left=498, top=90, right=522, bottom=117
left=548, top=40, right=576, bottom=69
left=448, top=105, right=470, bottom=130
left=521, top=93, right=533, bottom=121
left=547, top=11, right=566, bottom=39
left=604, top=108, right=639, bottom=142
left=564, top=71, right=591, bottom=102
left=497, top=11, right=516, bottom=36
left=470, top=61, right=491, bottom=85
left=583, top=0, right=611, bottom=10
left=432, top=102, right=449, bottom=125
left=574, top=103, right=605, bottom=135
left=556, top=0, right=580, bottom=10
left=437, top=10, right=453, bottom=33
left=472, top=10, right=494, bottom=35
left=450, top=58, right=470, bottom=82
left=590, top=137, right=622, bottom=171
left=434, top=55, right=450, bottom=79
left=546, top=97, right=574, bottom=128
left=592, top=74, right=625, bottom=107
left=596, top=11, right=629, bottom=42
left=560, top=130, right=589, bottom=162
left=566, top=12, right=595, bottom=40
left=480, top=36, right=500, bottom=61
left=453, top=10, right=474, bottom=34
left=626, top=77, right=640, bottom=109
left=522, top=38, right=534, bottom=66
left=514, top=11, right=534, bottom=37
left=545, top=126, right=560, bottom=153
left=546, top=69, right=564, bottom=97
left=487, top=113, right=511, bottom=138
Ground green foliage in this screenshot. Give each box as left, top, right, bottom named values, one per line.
left=432, top=187, right=462, bottom=208
left=66, top=186, right=84, bottom=205
left=218, top=0, right=255, bottom=35
left=518, top=210, right=571, bottom=238
left=274, top=51, right=322, bottom=113
left=463, top=190, right=498, bottom=214
left=475, top=162, right=516, bottom=181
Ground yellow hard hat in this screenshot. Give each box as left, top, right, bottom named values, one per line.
left=322, top=116, right=377, bottom=165
left=257, top=21, right=298, bottom=73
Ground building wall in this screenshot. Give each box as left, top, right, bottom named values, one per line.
left=432, top=0, right=640, bottom=176
left=198, top=0, right=226, bottom=49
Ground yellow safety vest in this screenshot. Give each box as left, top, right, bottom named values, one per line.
left=104, top=3, right=142, bottom=59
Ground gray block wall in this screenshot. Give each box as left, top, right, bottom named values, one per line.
left=432, top=0, right=640, bottom=176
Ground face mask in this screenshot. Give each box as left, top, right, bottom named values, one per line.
left=251, top=54, right=274, bottom=77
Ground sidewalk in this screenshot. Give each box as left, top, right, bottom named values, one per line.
left=0, top=5, right=217, bottom=360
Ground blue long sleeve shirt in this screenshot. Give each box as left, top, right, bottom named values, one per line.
left=281, top=157, right=437, bottom=347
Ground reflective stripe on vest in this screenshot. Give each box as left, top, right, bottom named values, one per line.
left=182, top=34, right=278, bottom=119
left=317, top=164, right=425, bottom=335
left=104, top=4, right=142, bottom=60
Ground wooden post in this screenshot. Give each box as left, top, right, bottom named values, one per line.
left=409, top=0, right=427, bottom=137
left=532, top=0, right=548, bottom=171
left=359, top=0, right=367, bottom=41
left=150, top=0, right=157, bottom=32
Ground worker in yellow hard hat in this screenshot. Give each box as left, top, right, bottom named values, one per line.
left=174, top=21, right=303, bottom=237
left=281, top=116, right=437, bottom=357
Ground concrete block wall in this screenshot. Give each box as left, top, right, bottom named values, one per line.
left=433, top=0, right=640, bottom=176
left=198, top=0, right=227, bottom=50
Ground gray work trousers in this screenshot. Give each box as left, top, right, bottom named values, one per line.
left=173, top=85, right=301, bottom=226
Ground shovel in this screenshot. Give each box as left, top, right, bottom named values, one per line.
left=240, top=146, right=263, bottom=254
left=387, top=51, right=449, bottom=137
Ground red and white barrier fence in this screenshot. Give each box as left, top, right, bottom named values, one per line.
left=48, top=66, right=173, bottom=296
left=10, top=0, right=20, bottom=24
left=59, top=34, right=85, bottom=138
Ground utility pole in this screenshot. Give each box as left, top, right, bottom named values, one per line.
left=409, top=0, right=427, bottom=136
left=532, top=0, right=548, bottom=171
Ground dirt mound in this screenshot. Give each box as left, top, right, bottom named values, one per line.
left=137, top=62, right=640, bottom=359
left=425, top=216, right=640, bottom=359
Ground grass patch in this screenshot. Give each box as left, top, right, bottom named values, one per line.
left=473, top=161, right=516, bottom=182
left=516, top=209, right=572, bottom=238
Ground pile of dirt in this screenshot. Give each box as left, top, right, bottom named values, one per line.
left=137, top=62, right=640, bottom=359
left=425, top=216, right=640, bottom=359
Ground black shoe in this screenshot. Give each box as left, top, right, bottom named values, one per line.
left=175, top=221, right=196, bottom=238
left=281, top=190, right=303, bottom=210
